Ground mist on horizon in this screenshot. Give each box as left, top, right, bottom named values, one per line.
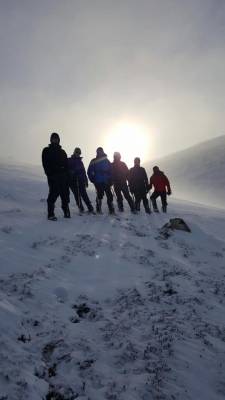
left=0, top=0, right=225, bottom=166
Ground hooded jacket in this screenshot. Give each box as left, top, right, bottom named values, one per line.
left=111, top=160, right=129, bottom=186
left=68, top=155, right=88, bottom=185
left=128, top=165, right=148, bottom=193
left=87, top=153, right=112, bottom=184
left=149, top=170, right=171, bottom=193
left=42, top=143, right=68, bottom=177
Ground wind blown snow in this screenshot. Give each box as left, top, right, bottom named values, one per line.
left=0, top=164, right=225, bottom=400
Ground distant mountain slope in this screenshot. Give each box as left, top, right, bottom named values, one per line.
left=146, top=135, right=225, bottom=208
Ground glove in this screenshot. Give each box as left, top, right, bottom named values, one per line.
left=167, top=189, right=171, bottom=196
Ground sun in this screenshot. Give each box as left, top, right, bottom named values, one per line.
left=104, top=122, right=150, bottom=167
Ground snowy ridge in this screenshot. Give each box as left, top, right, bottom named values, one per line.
left=0, top=165, right=225, bottom=399
left=146, top=135, right=225, bottom=208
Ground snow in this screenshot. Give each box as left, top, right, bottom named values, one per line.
left=0, top=164, right=225, bottom=399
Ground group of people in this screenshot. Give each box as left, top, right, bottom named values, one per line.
left=42, top=132, right=172, bottom=221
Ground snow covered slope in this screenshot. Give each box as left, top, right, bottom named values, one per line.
left=146, top=135, right=225, bottom=208
left=0, top=164, right=225, bottom=400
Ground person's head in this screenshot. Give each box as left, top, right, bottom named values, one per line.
left=73, top=147, right=82, bottom=157
left=96, top=147, right=104, bottom=157
left=153, top=165, right=160, bottom=173
left=50, top=132, right=60, bottom=145
left=113, top=151, right=121, bottom=161
left=134, top=157, right=140, bottom=166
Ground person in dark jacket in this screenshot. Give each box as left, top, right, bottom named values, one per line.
left=111, top=152, right=135, bottom=212
left=68, top=147, right=94, bottom=213
left=128, top=157, right=150, bottom=213
left=87, top=147, right=115, bottom=214
left=149, top=166, right=171, bottom=213
left=42, top=132, right=70, bottom=220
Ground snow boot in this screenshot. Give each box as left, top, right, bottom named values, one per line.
left=162, top=205, right=167, bottom=213
left=96, top=199, right=102, bottom=214
left=63, top=206, right=71, bottom=218
left=108, top=203, right=115, bottom=215
left=48, top=215, right=57, bottom=221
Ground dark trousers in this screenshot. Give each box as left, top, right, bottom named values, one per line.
left=114, top=184, right=134, bottom=210
left=133, top=189, right=150, bottom=212
left=150, top=191, right=167, bottom=209
left=95, top=183, right=114, bottom=211
left=69, top=180, right=93, bottom=211
left=47, top=174, right=70, bottom=216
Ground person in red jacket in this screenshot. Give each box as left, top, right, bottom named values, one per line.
left=149, top=166, right=171, bottom=213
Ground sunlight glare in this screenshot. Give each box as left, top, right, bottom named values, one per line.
left=104, top=122, right=150, bottom=167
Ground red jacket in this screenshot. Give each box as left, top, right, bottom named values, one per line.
left=150, top=171, right=171, bottom=193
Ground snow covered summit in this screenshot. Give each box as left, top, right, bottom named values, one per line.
left=0, top=164, right=225, bottom=400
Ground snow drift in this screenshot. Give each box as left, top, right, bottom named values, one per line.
left=0, top=163, right=225, bottom=400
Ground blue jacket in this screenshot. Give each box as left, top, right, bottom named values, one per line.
left=68, top=156, right=88, bottom=185
left=87, top=154, right=112, bottom=184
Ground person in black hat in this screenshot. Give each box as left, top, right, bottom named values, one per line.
left=68, top=147, right=94, bottom=213
left=128, top=157, right=151, bottom=213
left=111, top=152, right=135, bottom=212
left=42, top=132, right=70, bottom=220
left=87, top=147, right=115, bottom=214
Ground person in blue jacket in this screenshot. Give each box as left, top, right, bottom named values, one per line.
left=87, top=147, right=115, bottom=214
left=68, top=147, right=94, bottom=213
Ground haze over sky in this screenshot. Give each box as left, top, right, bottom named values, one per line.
left=0, top=0, right=225, bottom=167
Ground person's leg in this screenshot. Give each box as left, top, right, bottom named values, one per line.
left=150, top=191, right=160, bottom=211
left=47, top=176, right=60, bottom=218
left=95, top=184, right=104, bottom=212
left=122, top=184, right=135, bottom=211
left=160, top=192, right=168, bottom=212
left=59, top=174, right=70, bottom=217
left=114, top=185, right=123, bottom=211
left=142, top=194, right=151, bottom=213
left=104, top=184, right=115, bottom=213
left=79, top=184, right=94, bottom=212
left=134, top=190, right=141, bottom=211
left=69, top=180, right=84, bottom=211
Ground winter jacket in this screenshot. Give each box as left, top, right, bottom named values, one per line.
left=42, top=143, right=68, bottom=177
left=87, top=154, right=112, bottom=184
left=68, top=155, right=88, bottom=186
left=149, top=171, right=171, bottom=193
left=128, top=166, right=148, bottom=193
left=111, top=160, right=129, bottom=187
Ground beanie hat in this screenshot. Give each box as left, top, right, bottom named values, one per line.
left=50, top=132, right=60, bottom=143
left=74, top=147, right=81, bottom=156
left=96, top=147, right=104, bottom=155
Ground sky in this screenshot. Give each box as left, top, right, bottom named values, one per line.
left=0, top=0, right=225, bottom=167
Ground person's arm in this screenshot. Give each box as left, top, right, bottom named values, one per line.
left=107, top=160, right=113, bottom=185
left=165, top=175, right=171, bottom=194
left=62, top=150, right=69, bottom=173
left=87, top=160, right=95, bottom=183
left=143, top=168, right=149, bottom=191
left=128, top=169, right=134, bottom=193
left=81, top=161, right=88, bottom=187
left=149, top=176, right=153, bottom=191
left=42, top=148, right=49, bottom=176
left=124, top=163, right=129, bottom=180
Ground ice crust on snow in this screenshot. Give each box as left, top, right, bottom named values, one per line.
left=0, top=164, right=225, bottom=399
